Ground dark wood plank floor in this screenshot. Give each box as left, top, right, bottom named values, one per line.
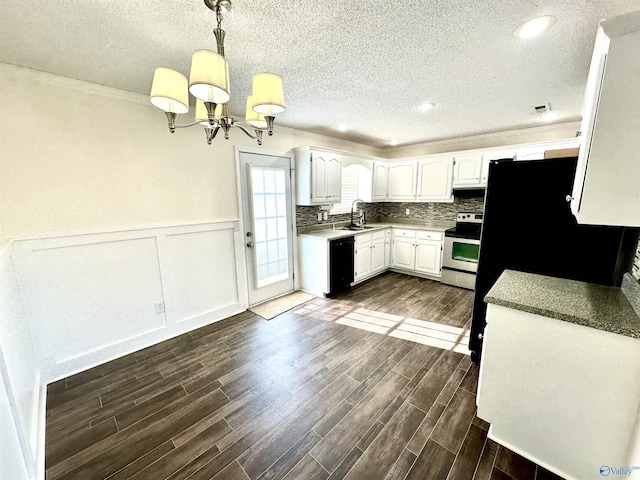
left=45, top=272, right=563, bottom=480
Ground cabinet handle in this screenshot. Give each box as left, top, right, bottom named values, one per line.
left=565, top=195, right=574, bottom=203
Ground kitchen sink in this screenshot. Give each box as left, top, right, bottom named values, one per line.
left=339, top=225, right=378, bottom=231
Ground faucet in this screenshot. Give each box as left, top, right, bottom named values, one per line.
left=350, top=199, right=365, bottom=227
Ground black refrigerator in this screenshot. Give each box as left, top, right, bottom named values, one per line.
left=470, top=157, right=639, bottom=364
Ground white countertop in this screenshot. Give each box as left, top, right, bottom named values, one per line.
left=297, top=222, right=454, bottom=240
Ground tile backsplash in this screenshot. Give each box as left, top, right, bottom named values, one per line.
left=296, top=192, right=485, bottom=227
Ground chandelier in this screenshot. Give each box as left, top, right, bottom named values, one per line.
left=149, top=0, right=286, bottom=145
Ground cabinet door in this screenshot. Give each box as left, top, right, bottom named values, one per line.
left=453, top=154, right=482, bottom=187
left=480, top=156, right=491, bottom=186
left=372, top=162, right=389, bottom=201
left=311, top=154, right=327, bottom=202
left=371, top=239, right=385, bottom=273
left=391, top=238, right=415, bottom=270
left=415, top=240, right=442, bottom=275
left=417, top=157, right=454, bottom=202
left=384, top=234, right=391, bottom=268
left=355, top=243, right=372, bottom=281
left=325, top=156, right=342, bottom=203
left=388, top=162, right=417, bottom=200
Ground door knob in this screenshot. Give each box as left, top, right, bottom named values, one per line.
left=246, top=242, right=254, bottom=248
left=565, top=195, right=574, bottom=203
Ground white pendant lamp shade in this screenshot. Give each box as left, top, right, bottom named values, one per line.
left=252, top=73, right=286, bottom=115
left=150, top=68, right=189, bottom=114
left=245, top=95, right=267, bottom=129
left=195, top=99, right=223, bottom=125
left=189, top=49, right=231, bottom=104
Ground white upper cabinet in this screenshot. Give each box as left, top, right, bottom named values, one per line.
left=372, top=162, right=389, bottom=201
left=452, top=153, right=483, bottom=188
left=324, top=155, right=342, bottom=203
left=294, top=147, right=342, bottom=205
left=570, top=10, right=640, bottom=227
left=416, top=157, right=454, bottom=202
left=387, top=161, right=418, bottom=201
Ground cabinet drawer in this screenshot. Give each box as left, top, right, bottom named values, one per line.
left=356, top=232, right=372, bottom=244
left=416, top=230, right=443, bottom=241
left=392, top=228, right=416, bottom=238
left=371, top=230, right=386, bottom=240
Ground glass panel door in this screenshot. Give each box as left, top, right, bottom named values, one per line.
left=239, top=152, right=294, bottom=306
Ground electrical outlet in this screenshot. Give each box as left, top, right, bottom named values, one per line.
left=317, top=212, right=323, bottom=222
left=323, top=212, right=328, bottom=220
left=406, top=208, right=410, bottom=215
left=154, top=301, right=165, bottom=314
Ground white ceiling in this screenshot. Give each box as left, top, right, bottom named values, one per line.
left=2, top=0, right=640, bottom=148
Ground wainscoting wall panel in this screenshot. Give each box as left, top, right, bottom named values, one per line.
left=12, top=221, right=247, bottom=382
left=28, top=237, right=166, bottom=365
left=164, top=227, right=240, bottom=323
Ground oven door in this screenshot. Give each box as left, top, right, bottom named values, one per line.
left=443, top=236, right=480, bottom=273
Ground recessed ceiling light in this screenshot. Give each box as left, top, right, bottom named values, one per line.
left=388, top=140, right=399, bottom=146
left=514, top=15, right=555, bottom=39
left=336, top=123, right=350, bottom=132
left=418, top=102, right=436, bottom=111
left=539, top=111, right=560, bottom=122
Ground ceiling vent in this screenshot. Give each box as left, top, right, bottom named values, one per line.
left=533, top=103, right=560, bottom=122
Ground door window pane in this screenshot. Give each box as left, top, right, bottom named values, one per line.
left=250, top=166, right=290, bottom=288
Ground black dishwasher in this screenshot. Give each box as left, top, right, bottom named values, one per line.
left=328, top=236, right=355, bottom=296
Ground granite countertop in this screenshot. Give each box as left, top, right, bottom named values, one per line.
left=485, top=270, right=640, bottom=339
left=297, top=221, right=454, bottom=240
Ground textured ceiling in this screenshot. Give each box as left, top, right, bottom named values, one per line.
left=2, top=0, right=640, bottom=148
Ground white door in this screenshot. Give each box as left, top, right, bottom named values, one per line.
left=388, top=162, right=417, bottom=200
left=239, top=152, right=295, bottom=306
left=384, top=235, right=391, bottom=268
left=391, top=238, right=415, bottom=269
left=371, top=238, right=385, bottom=272
left=415, top=240, right=442, bottom=275
left=417, top=157, right=454, bottom=201
left=355, top=243, right=372, bottom=281
left=372, top=162, right=389, bottom=201
left=312, top=154, right=327, bottom=201
left=325, top=156, right=342, bottom=203
left=453, top=154, right=482, bottom=187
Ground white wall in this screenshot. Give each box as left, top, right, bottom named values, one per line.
left=0, top=243, right=42, bottom=479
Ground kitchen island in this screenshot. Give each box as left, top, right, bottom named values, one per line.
left=477, top=270, right=640, bottom=480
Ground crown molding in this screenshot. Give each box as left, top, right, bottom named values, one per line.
left=0, top=62, right=149, bottom=106
left=382, top=121, right=581, bottom=158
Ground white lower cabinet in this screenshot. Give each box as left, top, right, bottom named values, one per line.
left=354, top=229, right=391, bottom=283
left=391, top=229, right=443, bottom=277
left=355, top=241, right=372, bottom=282
left=415, top=240, right=442, bottom=275
left=371, top=237, right=386, bottom=272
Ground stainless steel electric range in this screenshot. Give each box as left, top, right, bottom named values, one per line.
left=441, top=212, right=483, bottom=290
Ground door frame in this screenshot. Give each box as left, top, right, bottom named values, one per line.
left=234, top=146, right=299, bottom=308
